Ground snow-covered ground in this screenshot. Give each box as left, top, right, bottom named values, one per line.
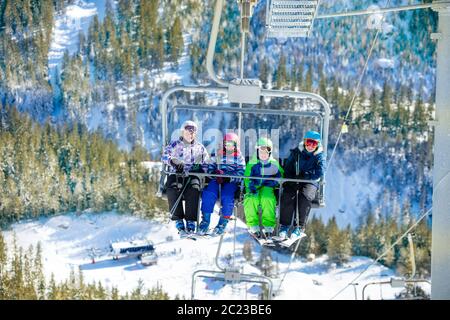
left=3, top=211, right=428, bottom=300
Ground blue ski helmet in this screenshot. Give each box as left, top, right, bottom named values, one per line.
left=304, top=131, right=321, bottom=147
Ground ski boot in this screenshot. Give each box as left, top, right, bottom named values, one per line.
left=290, top=226, right=306, bottom=240
left=176, top=220, right=187, bottom=237
left=197, top=212, right=211, bottom=235
left=186, top=220, right=196, bottom=234
left=197, top=220, right=210, bottom=235
left=248, top=226, right=262, bottom=239
left=278, top=225, right=289, bottom=240
left=262, top=227, right=274, bottom=239
left=212, top=217, right=229, bottom=236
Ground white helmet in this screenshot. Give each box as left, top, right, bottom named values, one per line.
left=181, top=120, right=198, bottom=132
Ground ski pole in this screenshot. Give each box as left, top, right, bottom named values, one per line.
left=169, top=174, right=191, bottom=221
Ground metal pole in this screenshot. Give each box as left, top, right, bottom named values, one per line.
left=316, top=3, right=435, bottom=20
left=215, top=233, right=226, bottom=271
left=431, top=0, right=450, bottom=300
left=238, top=31, right=246, bottom=132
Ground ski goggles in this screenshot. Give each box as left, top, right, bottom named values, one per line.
left=224, top=141, right=236, bottom=147
left=258, top=146, right=271, bottom=152
left=184, top=125, right=197, bottom=133
left=305, top=138, right=319, bottom=148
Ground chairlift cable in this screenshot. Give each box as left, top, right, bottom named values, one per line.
left=326, top=0, right=393, bottom=172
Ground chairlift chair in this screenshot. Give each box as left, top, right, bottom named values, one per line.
left=156, top=0, right=331, bottom=299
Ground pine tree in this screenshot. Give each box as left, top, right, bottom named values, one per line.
left=381, top=81, right=392, bottom=128
left=326, top=217, right=352, bottom=265
left=304, top=66, right=313, bottom=92
left=259, top=58, right=269, bottom=87
left=275, top=54, right=287, bottom=89
left=308, top=215, right=327, bottom=255
left=318, top=63, right=328, bottom=101
left=412, top=96, right=427, bottom=133
left=243, top=240, right=253, bottom=262
left=168, top=17, right=184, bottom=67
left=0, top=232, right=7, bottom=299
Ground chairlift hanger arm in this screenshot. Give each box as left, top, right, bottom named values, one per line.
left=206, top=0, right=228, bottom=86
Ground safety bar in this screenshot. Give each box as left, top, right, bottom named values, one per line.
left=162, top=170, right=321, bottom=185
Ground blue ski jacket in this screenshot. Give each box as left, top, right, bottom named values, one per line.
left=283, top=142, right=326, bottom=187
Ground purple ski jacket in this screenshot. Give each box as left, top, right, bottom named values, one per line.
left=162, top=137, right=209, bottom=173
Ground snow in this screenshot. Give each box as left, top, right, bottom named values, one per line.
left=140, top=161, right=163, bottom=171
left=152, top=31, right=195, bottom=86
left=3, top=211, right=429, bottom=300
left=317, top=161, right=382, bottom=228
left=376, top=58, right=395, bottom=69
left=48, top=1, right=98, bottom=72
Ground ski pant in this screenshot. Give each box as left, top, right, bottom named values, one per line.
left=280, top=183, right=317, bottom=228
left=201, top=180, right=238, bottom=223
left=244, top=186, right=277, bottom=228
left=166, top=174, right=201, bottom=222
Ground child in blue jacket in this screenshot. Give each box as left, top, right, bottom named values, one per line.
left=199, top=133, right=246, bottom=235
left=279, top=131, right=326, bottom=240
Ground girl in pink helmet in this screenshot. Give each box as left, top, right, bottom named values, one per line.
left=198, top=132, right=246, bottom=235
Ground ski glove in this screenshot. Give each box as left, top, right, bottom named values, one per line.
left=214, top=169, right=225, bottom=184
left=262, top=179, right=278, bottom=188
left=191, top=163, right=203, bottom=173
left=170, top=159, right=184, bottom=173
left=249, top=182, right=259, bottom=195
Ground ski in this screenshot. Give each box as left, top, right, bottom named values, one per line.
left=188, top=230, right=227, bottom=240
left=271, top=236, right=287, bottom=242
left=248, top=232, right=276, bottom=247
left=187, top=233, right=211, bottom=240
left=278, top=233, right=307, bottom=248
left=179, top=231, right=197, bottom=240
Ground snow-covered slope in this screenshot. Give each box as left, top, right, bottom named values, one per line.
left=318, top=161, right=382, bottom=227
left=48, top=1, right=100, bottom=87
left=3, top=211, right=428, bottom=300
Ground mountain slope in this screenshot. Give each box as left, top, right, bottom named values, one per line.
left=2, top=211, right=427, bottom=300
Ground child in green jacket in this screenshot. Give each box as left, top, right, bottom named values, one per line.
left=244, top=137, right=284, bottom=239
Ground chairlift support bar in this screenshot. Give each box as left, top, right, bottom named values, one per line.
left=315, top=2, right=438, bottom=20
